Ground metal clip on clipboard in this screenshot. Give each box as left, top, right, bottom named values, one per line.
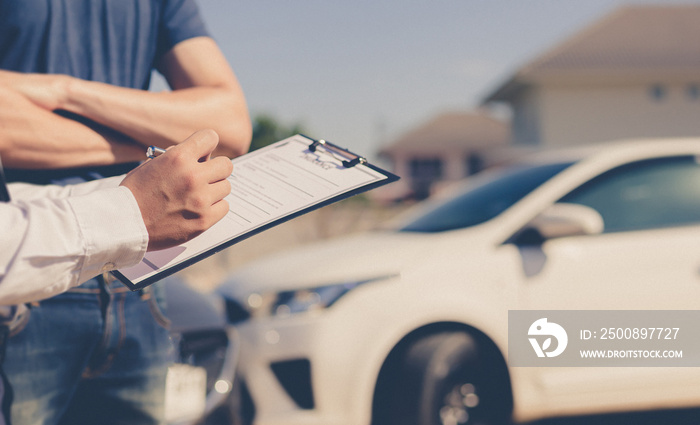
left=307, top=139, right=367, bottom=168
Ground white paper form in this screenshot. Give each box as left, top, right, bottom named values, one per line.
left=116, top=135, right=392, bottom=287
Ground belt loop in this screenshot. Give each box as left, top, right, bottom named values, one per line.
left=99, top=273, right=112, bottom=295
left=96, top=275, right=112, bottom=319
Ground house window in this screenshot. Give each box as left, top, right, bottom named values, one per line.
left=466, top=153, right=484, bottom=176
left=409, top=158, right=443, bottom=199
left=648, top=84, right=667, bottom=102
left=409, top=158, right=443, bottom=180
left=686, top=84, right=700, bottom=101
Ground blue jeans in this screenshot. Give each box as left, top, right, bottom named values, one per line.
left=3, top=277, right=173, bottom=425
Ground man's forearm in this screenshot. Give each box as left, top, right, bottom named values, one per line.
left=1, top=37, right=252, bottom=160
left=0, top=86, right=144, bottom=169
left=61, top=80, right=251, bottom=157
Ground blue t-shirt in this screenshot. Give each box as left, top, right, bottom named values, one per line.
left=0, top=0, right=210, bottom=183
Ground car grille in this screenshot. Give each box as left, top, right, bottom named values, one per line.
left=224, top=298, right=251, bottom=324
left=178, top=329, right=229, bottom=394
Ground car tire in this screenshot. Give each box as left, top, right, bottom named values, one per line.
left=388, top=331, right=510, bottom=425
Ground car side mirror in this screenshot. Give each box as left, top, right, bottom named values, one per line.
left=515, top=203, right=604, bottom=245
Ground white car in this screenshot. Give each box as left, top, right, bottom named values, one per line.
left=218, top=138, right=700, bottom=425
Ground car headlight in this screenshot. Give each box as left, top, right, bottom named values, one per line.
left=246, top=275, right=397, bottom=318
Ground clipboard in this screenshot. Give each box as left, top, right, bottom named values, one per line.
left=112, top=134, right=399, bottom=290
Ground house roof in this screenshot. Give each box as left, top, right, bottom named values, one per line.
left=379, top=111, right=509, bottom=156
left=484, top=5, right=700, bottom=102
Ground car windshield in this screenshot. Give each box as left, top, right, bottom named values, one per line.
left=399, top=161, right=574, bottom=233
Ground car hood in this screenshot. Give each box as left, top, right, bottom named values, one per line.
left=217, top=227, right=491, bottom=300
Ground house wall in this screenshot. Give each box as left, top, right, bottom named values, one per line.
left=444, top=151, right=467, bottom=181
left=536, top=82, right=700, bottom=146
left=391, top=152, right=412, bottom=182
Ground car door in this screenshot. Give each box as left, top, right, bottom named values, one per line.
left=518, top=155, right=700, bottom=411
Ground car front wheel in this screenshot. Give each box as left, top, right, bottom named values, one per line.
left=387, top=331, right=511, bottom=425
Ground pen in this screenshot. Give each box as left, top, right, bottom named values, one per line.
left=146, top=146, right=167, bottom=159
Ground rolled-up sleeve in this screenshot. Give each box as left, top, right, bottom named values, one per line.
left=0, top=186, right=148, bottom=305
left=156, top=0, right=210, bottom=60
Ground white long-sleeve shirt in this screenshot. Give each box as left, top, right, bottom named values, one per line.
left=0, top=177, right=148, bottom=305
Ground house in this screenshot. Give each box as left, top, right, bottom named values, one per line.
left=483, top=5, right=700, bottom=147
left=377, top=111, right=509, bottom=200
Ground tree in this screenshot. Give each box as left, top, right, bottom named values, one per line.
left=249, top=114, right=306, bottom=151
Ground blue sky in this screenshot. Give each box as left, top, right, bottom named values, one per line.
left=191, top=0, right=700, bottom=158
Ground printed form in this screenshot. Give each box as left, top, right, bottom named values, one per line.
left=116, top=135, right=392, bottom=287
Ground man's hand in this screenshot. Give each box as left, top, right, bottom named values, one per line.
left=120, top=129, right=233, bottom=251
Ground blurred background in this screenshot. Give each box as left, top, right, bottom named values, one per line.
left=152, top=0, right=700, bottom=289
left=157, top=2, right=700, bottom=424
